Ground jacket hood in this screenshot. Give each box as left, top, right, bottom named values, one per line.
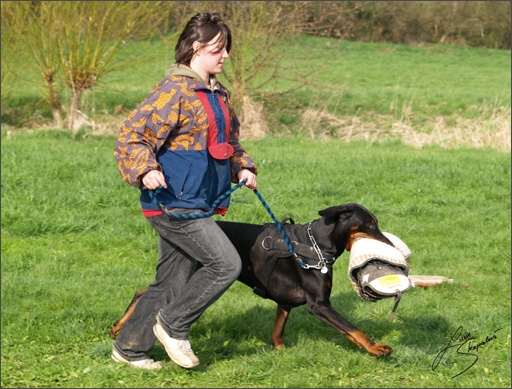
left=165, top=63, right=199, bottom=78
left=165, top=63, right=214, bottom=85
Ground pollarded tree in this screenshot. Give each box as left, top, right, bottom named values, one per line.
left=2, top=2, right=63, bottom=127
left=4, top=1, right=168, bottom=131
left=168, top=2, right=360, bottom=122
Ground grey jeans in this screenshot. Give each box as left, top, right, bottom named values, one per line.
left=113, top=210, right=242, bottom=361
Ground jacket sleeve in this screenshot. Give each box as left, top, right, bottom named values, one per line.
left=113, top=80, right=177, bottom=188
left=225, top=90, right=258, bottom=182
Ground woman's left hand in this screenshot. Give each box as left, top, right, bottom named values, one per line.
left=237, top=169, right=257, bottom=190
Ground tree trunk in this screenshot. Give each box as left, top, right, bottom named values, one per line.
left=45, top=76, right=62, bottom=128
left=67, top=87, right=82, bottom=131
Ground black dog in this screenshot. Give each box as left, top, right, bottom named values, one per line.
left=109, top=203, right=394, bottom=357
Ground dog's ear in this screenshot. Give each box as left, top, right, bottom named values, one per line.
left=318, top=204, right=354, bottom=219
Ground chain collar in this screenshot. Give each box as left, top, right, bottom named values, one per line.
left=304, top=222, right=337, bottom=273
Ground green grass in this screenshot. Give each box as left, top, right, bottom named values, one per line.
left=240, top=36, right=510, bottom=131
left=2, top=35, right=510, bottom=133
left=1, top=128, right=510, bottom=388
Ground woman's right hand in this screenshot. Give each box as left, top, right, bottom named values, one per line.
left=142, top=170, right=167, bottom=190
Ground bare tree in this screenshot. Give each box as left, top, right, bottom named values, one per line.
left=3, top=1, right=167, bottom=131
left=162, top=2, right=304, bottom=119
left=222, top=2, right=300, bottom=109
left=0, top=3, right=17, bottom=111
left=54, top=1, right=168, bottom=130
left=3, top=2, right=63, bottom=127
left=160, top=1, right=362, bottom=127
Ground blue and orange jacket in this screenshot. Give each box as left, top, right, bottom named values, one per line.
left=114, top=64, right=257, bottom=216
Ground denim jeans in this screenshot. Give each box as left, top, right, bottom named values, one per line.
left=113, top=210, right=242, bottom=361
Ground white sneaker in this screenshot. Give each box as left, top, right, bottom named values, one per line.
left=112, top=348, right=163, bottom=370
left=153, top=322, right=200, bottom=368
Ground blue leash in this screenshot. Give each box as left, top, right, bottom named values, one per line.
left=149, top=180, right=308, bottom=269
left=252, top=189, right=307, bottom=269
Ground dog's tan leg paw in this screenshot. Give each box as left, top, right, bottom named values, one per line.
left=369, top=343, right=393, bottom=357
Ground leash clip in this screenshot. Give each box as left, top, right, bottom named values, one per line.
left=299, top=259, right=328, bottom=273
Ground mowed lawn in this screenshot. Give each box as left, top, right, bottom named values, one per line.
left=1, top=129, right=510, bottom=388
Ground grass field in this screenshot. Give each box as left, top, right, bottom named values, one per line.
left=1, top=129, right=510, bottom=388
left=1, top=35, right=511, bottom=388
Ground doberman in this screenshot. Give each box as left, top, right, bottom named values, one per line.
left=109, top=203, right=395, bottom=357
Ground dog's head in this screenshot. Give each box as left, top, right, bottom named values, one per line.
left=318, top=203, right=393, bottom=252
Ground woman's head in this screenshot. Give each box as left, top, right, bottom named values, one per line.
left=175, top=12, right=231, bottom=66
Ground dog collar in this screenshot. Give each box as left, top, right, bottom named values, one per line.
left=305, top=222, right=336, bottom=273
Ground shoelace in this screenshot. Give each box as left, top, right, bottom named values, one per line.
left=182, top=340, right=193, bottom=352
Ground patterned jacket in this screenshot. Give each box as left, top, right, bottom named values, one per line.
left=114, top=64, right=257, bottom=215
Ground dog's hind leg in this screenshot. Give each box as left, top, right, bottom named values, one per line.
left=108, top=288, right=147, bottom=339
left=271, top=304, right=292, bottom=350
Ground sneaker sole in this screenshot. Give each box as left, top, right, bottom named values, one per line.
left=153, top=323, right=199, bottom=368
left=111, top=349, right=162, bottom=370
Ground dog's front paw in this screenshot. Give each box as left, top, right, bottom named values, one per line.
left=370, top=343, right=393, bottom=357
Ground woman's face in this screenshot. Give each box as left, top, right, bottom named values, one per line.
left=193, top=32, right=229, bottom=76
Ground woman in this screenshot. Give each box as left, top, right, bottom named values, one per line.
left=112, top=12, right=258, bottom=369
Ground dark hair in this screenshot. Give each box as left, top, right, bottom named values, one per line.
left=175, top=12, right=232, bottom=66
